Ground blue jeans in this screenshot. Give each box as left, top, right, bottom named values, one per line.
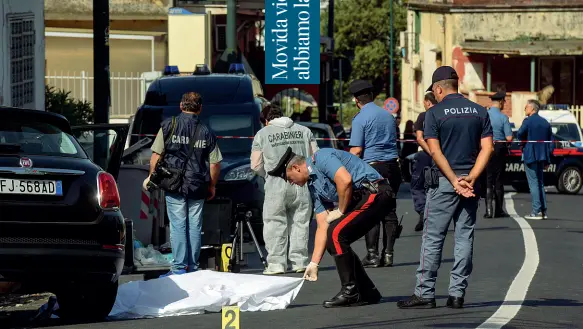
left=165, top=193, right=205, bottom=272
left=524, top=161, right=547, bottom=214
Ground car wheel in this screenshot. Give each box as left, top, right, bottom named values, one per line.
left=557, top=167, right=583, bottom=194
left=511, top=183, right=530, bottom=193
left=56, top=280, right=118, bottom=321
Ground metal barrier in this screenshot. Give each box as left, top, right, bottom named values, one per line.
left=45, top=70, right=146, bottom=119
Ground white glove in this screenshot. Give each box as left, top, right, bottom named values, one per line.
left=303, top=262, right=319, bottom=281
left=143, top=176, right=150, bottom=191
left=326, top=209, right=344, bottom=223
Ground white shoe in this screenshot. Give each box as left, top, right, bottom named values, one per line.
left=525, top=212, right=545, bottom=220
left=263, top=268, right=285, bottom=275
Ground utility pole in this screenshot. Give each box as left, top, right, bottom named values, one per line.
left=389, top=0, right=394, bottom=98
left=93, top=0, right=110, bottom=170
left=325, top=0, right=335, bottom=124
left=226, top=0, right=238, bottom=62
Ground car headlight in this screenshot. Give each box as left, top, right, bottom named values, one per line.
left=224, top=164, right=256, bottom=181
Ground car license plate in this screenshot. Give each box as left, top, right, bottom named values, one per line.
left=0, top=178, right=63, bottom=196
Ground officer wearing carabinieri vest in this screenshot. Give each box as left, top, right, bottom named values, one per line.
left=347, top=79, right=401, bottom=268
left=146, top=92, right=222, bottom=277
left=268, top=147, right=395, bottom=308
left=484, top=91, right=512, bottom=218
left=398, top=66, right=493, bottom=309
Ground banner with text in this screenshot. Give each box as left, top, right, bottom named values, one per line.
left=265, top=0, right=320, bottom=85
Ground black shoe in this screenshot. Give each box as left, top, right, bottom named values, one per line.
left=446, top=296, right=464, bottom=309
left=323, top=253, right=365, bottom=308
left=414, top=213, right=424, bottom=232
left=397, top=295, right=436, bottom=309
left=380, top=252, right=393, bottom=267
left=361, top=251, right=381, bottom=268
left=494, top=211, right=509, bottom=218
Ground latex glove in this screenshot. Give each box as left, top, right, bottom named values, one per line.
left=326, top=209, right=344, bottom=223
left=303, top=262, right=319, bottom=281
left=143, top=176, right=150, bottom=191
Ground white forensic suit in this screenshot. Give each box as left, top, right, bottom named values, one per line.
left=251, top=117, right=319, bottom=274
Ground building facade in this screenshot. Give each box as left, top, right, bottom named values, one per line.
left=0, top=0, right=46, bottom=110
left=400, top=0, right=583, bottom=126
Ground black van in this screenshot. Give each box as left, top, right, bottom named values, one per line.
left=125, top=66, right=269, bottom=245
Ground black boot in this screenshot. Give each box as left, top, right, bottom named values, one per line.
left=494, top=187, right=509, bottom=217
left=446, top=296, right=464, bottom=308
left=323, top=253, right=365, bottom=308
left=352, top=251, right=382, bottom=304
left=484, top=188, right=493, bottom=218
left=397, top=294, right=436, bottom=309
left=414, top=212, right=424, bottom=232
left=381, top=251, right=393, bottom=267
left=361, top=225, right=381, bottom=268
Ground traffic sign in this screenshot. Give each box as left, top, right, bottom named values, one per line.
left=384, top=97, right=399, bottom=114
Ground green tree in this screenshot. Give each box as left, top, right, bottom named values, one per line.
left=45, top=86, right=94, bottom=126
left=321, top=0, right=407, bottom=101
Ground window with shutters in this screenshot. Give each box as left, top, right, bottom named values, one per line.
left=9, top=14, right=36, bottom=108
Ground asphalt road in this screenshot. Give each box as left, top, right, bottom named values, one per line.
left=2, top=184, right=582, bottom=329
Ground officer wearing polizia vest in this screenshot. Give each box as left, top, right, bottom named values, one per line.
left=484, top=91, right=512, bottom=218
left=398, top=66, right=493, bottom=309
left=268, top=147, right=395, bottom=308
left=145, top=92, right=222, bottom=277
left=347, top=79, right=401, bottom=268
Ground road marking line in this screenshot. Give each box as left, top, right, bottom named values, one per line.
left=477, top=192, right=540, bottom=329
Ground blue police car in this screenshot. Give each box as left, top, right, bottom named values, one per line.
left=126, top=64, right=269, bottom=245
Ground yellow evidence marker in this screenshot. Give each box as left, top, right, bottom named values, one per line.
left=221, top=305, right=240, bottom=329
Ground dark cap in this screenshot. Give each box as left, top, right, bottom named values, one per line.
left=490, top=91, right=506, bottom=101
left=267, top=146, right=296, bottom=180
left=426, top=66, right=459, bottom=92
left=348, top=79, right=374, bottom=97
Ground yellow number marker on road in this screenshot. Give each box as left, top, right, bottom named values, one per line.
left=222, top=305, right=240, bottom=329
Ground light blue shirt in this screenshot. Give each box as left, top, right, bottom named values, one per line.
left=306, top=148, right=382, bottom=214
left=487, top=107, right=512, bottom=141
left=348, top=102, right=398, bottom=162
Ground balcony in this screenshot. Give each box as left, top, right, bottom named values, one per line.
left=176, top=0, right=265, bottom=11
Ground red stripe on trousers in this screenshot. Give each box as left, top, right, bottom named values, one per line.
left=332, top=193, right=378, bottom=255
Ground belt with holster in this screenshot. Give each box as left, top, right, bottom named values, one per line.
left=361, top=178, right=393, bottom=196
left=423, top=167, right=440, bottom=189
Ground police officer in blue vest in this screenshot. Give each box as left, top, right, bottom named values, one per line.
left=397, top=66, right=494, bottom=309
left=268, top=147, right=395, bottom=308
left=347, top=80, right=402, bottom=268
left=484, top=91, right=512, bottom=218
left=146, top=92, right=222, bottom=277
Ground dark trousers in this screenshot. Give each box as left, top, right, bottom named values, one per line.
left=363, top=161, right=402, bottom=255
left=486, top=143, right=508, bottom=213
left=326, top=183, right=393, bottom=256
left=411, top=152, right=432, bottom=215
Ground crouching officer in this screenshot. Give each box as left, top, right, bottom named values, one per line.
left=398, top=66, right=493, bottom=309
left=347, top=79, right=401, bottom=268
left=268, top=147, right=394, bottom=308
left=484, top=91, right=512, bottom=218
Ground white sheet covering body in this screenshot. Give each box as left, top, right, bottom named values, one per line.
left=108, top=270, right=304, bottom=319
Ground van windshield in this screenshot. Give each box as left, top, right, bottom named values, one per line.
left=202, top=115, right=254, bottom=154
left=552, top=123, right=581, bottom=142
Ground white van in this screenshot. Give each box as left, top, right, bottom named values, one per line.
left=538, top=109, right=583, bottom=147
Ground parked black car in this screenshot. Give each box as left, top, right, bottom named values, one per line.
left=125, top=68, right=268, bottom=245
left=0, top=107, right=128, bottom=320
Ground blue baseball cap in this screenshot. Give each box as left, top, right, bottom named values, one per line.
left=426, top=66, right=459, bottom=92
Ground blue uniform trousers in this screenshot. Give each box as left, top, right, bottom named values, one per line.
left=415, top=177, right=478, bottom=299
left=410, top=152, right=432, bottom=215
